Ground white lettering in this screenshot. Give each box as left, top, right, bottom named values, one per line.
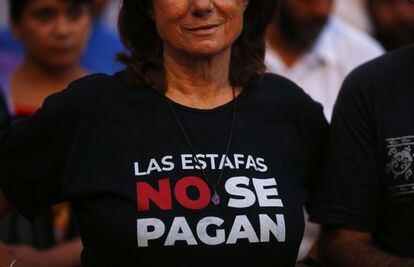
left=134, top=162, right=147, bottom=176
left=225, top=176, right=256, bottom=208
left=259, top=214, right=286, bottom=242
left=137, top=218, right=165, bottom=247
left=181, top=154, right=194, bottom=170
left=226, top=215, right=259, bottom=244
left=161, top=156, right=174, bottom=172
left=218, top=155, right=226, bottom=169
left=253, top=178, right=283, bottom=207
left=245, top=155, right=258, bottom=171
left=197, top=217, right=225, bottom=245
left=194, top=154, right=207, bottom=170
left=233, top=154, right=245, bottom=169
left=223, top=156, right=235, bottom=169
left=164, top=217, right=198, bottom=246
left=256, top=157, right=268, bottom=172
left=147, top=158, right=162, bottom=173
left=205, top=154, right=219, bottom=169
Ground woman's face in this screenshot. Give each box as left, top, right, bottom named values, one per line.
left=152, top=0, right=249, bottom=58
left=11, top=0, right=91, bottom=68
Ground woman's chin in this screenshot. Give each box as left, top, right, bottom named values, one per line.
left=184, top=42, right=230, bottom=59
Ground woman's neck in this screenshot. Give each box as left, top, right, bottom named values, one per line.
left=164, top=46, right=239, bottom=109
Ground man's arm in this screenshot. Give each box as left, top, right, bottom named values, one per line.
left=320, top=228, right=414, bottom=267
left=296, top=243, right=320, bottom=267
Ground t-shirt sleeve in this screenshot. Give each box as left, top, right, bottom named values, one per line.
left=309, top=72, right=382, bottom=232
left=301, top=95, right=329, bottom=211
left=0, top=85, right=82, bottom=221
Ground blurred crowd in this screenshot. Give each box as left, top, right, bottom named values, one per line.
left=0, top=0, right=413, bottom=266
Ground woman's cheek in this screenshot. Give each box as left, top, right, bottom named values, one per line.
left=160, top=23, right=185, bottom=50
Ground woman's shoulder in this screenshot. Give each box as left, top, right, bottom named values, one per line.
left=66, top=72, right=122, bottom=95
left=53, top=72, right=125, bottom=104
left=40, top=72, right=127, bottom=117
left=259, top=73, right=301, bottom=91
left=249, top=73, right=327, bottom=131
left=253, top=73, right=321, bottom=110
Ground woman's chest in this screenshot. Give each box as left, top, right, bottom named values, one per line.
left=69, top=112, right=308, bottom=261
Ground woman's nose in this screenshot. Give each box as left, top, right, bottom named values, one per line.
left=192, top=0, right=214, bottom=18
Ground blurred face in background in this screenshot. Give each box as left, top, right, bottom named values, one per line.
left=368, top=0, right=414, bottom=51
left=11, top=0, right=91, bottom=69
left=276, top=0, right=333, bottom=49
left=91, top=0, right=110, bottom=17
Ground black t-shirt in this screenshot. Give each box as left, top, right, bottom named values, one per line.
left=310, top=46, right=414, bottom=258
left=0, top=106, right=79, bottom=249
left=0, top=72, right=327, bottom=266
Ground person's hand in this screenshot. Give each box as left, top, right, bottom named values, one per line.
left=0, top=242, right=17, bottom=267
left=6, top=244, right=47, bottom=267
left=1, top=240, right=82, bottom=267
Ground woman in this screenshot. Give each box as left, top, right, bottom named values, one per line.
left=0, top=0, right=92, bottom=266
left=0, top=0, right=327, bottom=266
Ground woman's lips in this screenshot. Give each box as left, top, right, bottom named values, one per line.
left=184, top=23, right=222, bottom=36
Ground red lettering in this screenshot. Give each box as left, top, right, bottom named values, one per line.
left=137, top=178, right=172, bottom=211
left=174, top=176, right=211, bottom=210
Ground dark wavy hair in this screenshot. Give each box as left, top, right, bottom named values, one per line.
left=9, top=0, right=92, bottom=22
left=118, top=0, right=279, bottom=93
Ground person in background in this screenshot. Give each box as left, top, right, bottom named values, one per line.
left=366, top=0, right=414, bottom=51
left=0, top=0, right=93, bottom=266
left=265, top=0, right=384, bottom=261
left=3, top=0, right=91, bottom=114
left=0, top=0, right=123, bottom=74
left=266, top=0, right=384, bottom=121
left=310, top=35, right=414, bottom=267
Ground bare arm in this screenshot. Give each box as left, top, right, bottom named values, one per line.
left=320, top=228, right=414, bottom=267
left=295, top=238, right=321, bottom=267
left=0, top=190, right=10, bottom=218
